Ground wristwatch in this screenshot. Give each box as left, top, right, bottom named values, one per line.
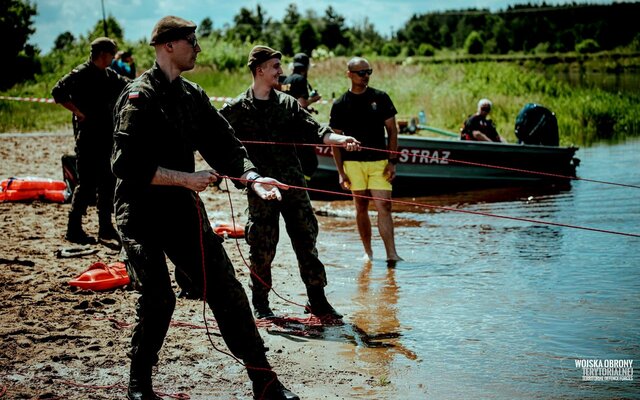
left=388, top=158, right=399, bottom=165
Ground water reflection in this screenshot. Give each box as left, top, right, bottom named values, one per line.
left=340, top=260, right=417, bottom=382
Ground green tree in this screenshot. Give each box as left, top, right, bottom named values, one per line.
left=198, top=17, right=213, bottom=38
left=1, top=0, right=39, bottom=90
left=294, top=19, right=319, bottom=55
left=54, top=31, right=75, bottom=50
left=320, top=6, right=348, bottom=50
left=88, top=15, right=124, bottom=41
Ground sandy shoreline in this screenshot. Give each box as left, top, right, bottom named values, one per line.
left=0, top=132, right=395, bottom=399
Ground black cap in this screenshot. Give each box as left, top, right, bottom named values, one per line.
left=293, top=53, right=310, bottom=68
left=90, top=37, right=117, bottom=54
left=247, top=45, right=282, bottom=69
left=149, top=16, right=197, bottom=46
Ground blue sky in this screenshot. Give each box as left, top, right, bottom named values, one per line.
left=31, top=0, right=617, bottom=53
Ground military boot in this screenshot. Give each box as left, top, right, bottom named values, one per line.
left=252, top=292, right=275, bottom=319
left=98, top=213, right=120, bottom=241
left=249, top=369, right=299, bottom=400
left=127, top=361, right=161, bottom=400
left=65, top=212, right=96, bottom=244
left=305, top=286, right=343, bottom=319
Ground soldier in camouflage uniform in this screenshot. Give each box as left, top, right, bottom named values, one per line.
left=52, top=37, right=130, bottom=244
left=112, top=17, right=297, bottom=400
left=220, top=45, right=360, bottom=321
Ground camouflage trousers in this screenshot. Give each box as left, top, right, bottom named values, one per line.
left=246, top=187, right=328, bottom=302
left=118, top=198, right=268, bottom=368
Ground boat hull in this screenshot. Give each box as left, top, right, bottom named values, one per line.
left=308, top=135, right=579, bottom=197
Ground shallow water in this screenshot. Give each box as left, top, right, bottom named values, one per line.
left=311, top=138, right=640, bottom=398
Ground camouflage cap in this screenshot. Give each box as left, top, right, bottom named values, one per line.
left=149, top=15, right=197, bottom=46
left=90, top=37, right=117, bottom=54
left=247, top=45, right=282, bottom=69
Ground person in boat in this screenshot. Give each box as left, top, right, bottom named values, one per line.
left=111, top=17, right=297, bottom=400
left=281, top=52, right=322, bottom=181
left=220, top=45, right=360, bottom=321
left=52, top=37, right=130, bottom=244
left=460, top=98, right=506, bottom=143
left=329, top=56, right=403, bottom=264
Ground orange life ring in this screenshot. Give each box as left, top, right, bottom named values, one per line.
left=213, top=222, right=245, bottom=238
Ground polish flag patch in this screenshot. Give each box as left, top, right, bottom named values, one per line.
left=128, top=91, right=140, bottom=99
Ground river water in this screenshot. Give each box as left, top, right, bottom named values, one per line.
left=308, top=138, right=639, bottom=398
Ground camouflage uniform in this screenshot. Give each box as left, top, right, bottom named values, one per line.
left=112, top=63, right=269, bottom=370
left=52, top=60, right=128, bottom=230
left=220, top=88, right=330, bottom=305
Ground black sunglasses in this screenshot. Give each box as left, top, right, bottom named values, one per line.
left=350, top=69, right=373, bottom=77
left=183, top=36, right=198, bottom=48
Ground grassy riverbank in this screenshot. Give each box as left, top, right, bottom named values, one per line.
left=2, top=57, right=639, bottom=146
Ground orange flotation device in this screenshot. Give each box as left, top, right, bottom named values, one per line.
left=0, top=176, right=69, bottom=203
left=213, top=221, right=245, bottom=238
left=68, top=261, right=130, bottom=291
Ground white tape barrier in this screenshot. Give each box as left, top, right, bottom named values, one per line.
left=0, top=95, right=332, bottom=105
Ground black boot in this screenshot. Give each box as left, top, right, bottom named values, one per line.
left=127, top=362, right=162, bottom=400
left=65, top=212, right=96, bottom=244
left=305, top=286, right=343, bottom=319
left=250, top=370, right=299, bottom=400
left=252, top=293, right=275, bottom=319
left=98, top=213, right=120, bottom=241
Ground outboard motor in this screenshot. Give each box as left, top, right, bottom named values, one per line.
left=515, top=103, right=559, bottom=146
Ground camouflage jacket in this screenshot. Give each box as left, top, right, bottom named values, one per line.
left=220, top=87, right=331, bottom=187
left=112, top=62, right=255, bottom=229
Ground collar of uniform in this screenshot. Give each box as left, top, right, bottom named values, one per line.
left=149, top=62, right=187, bottom=96
left=244, top=86, right=278, bottom=107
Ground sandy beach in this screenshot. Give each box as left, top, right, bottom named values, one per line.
left=0, top=132, right=393, bottom=400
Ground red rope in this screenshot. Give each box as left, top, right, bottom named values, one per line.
left=224, top=176, right=640, bottom=238
left=240, top=140, right=640, bottom=190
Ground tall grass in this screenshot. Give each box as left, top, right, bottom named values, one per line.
left=1, top=56, right=638, bottom=146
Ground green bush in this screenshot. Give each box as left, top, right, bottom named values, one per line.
left=464, top=31, right=484, bottom=55
left=381, top=42, right=401, bottom=57
left=576, top=39, right=600, bottom=54
left=418, top=43, right=436, bottom=57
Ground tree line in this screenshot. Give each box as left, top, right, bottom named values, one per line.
left=3, top=1, right=640, bottom=90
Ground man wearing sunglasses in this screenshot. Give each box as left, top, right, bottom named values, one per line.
left=112, top=17, right=297, bottom=400
left=460, top=98, right=505, bottom=142
left=329, top=57, right=403, bottom=265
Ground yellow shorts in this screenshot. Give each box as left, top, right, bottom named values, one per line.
left=343, top=160, right=392, bottom=191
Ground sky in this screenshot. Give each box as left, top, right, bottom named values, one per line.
left=30, top=0, right=618, bottom=54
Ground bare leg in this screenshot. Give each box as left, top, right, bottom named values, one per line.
left=371, top=189, right=402, bottom=261
left=353, top=192, right=373, bottom=260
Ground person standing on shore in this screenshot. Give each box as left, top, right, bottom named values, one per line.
left=220, top=45, right=360, bottom=320
left=112, top=18, right=298, bottom=400
left=52, top=37, right=129, bottom=244
left=329, top=57, right=403, bottom=264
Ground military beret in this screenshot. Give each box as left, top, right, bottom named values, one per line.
left=247, top=45, right=282, bottom=69
left=90, top=37, right=117, bottom=54
left=149, top=16, right=197, bottom=46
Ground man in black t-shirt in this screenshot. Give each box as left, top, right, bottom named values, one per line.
left=329, top=57, right=402, bottom=264
left=282, top=53, right=322, bottom=179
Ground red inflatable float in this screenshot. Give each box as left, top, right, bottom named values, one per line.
left=0, top=176, right=69, bottom=203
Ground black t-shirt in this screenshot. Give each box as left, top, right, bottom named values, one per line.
left=282, top=73, right=309, bottom=100
left=329, top=87, right=397, bottom=161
